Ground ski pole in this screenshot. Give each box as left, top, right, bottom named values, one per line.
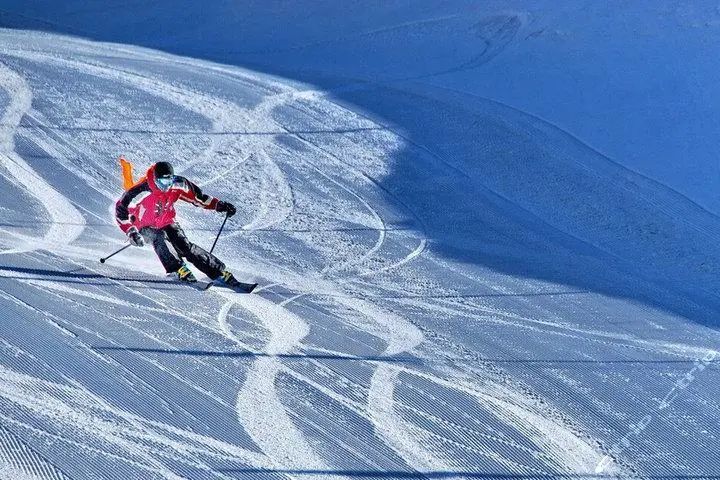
left=99, top=243, right=131, bottom=263
left=210, top=213, right=229, bottom=254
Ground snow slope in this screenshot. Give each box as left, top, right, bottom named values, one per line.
left=0, top=2, right=719, bottom=478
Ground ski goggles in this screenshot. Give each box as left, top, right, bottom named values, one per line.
left=155, top=175, right=175, bottom=191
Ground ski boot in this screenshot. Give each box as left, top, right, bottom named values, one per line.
left=219, top=270, right=241, bottom=287
left=218, top=270, right=257, bottom=293
left=177, top=264, right=197, bottom=283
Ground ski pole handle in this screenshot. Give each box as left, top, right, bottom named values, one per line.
left=99, top=243, right=131, bottom=263
left=210, top=213, right=229, bottom=254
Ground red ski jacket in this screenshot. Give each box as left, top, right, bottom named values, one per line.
left=115, top=164, right=219, bottom=233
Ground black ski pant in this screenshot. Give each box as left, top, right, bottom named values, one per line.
left=140, top=223, right=225, bottom=279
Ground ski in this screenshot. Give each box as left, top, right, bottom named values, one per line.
left=165, top=273, right=213, bottom=290
left=174, top=279, right=213, bottom=290
left=207, top=280, right=257, bottom=293
left=168, top=274, right=258, bottom=293
left=168, top=275, right=255, bottom=293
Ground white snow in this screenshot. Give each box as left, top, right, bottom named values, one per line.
left=0, top=2, right=718, bottom=479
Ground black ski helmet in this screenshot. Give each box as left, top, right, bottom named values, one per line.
left=154, top=161, right=174, bottom=178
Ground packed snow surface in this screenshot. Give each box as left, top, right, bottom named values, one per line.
left=0, top=1, right=719, bottom=478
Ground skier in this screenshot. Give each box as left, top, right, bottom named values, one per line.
left=115, top=160, right=245, bottom=287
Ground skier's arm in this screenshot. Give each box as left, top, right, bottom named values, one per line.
left=177, top=177, right=220, bottom=210
left=115, top=182, right=150, bottom=233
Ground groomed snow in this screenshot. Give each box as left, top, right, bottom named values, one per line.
left=0, top=2, right=718, bottom=479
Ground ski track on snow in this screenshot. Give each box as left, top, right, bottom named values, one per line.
left=252, top=88, right=517, bottom=473
left=221, top=294, right=347, bottom=480
left=227, top=84, right=455, bottom=472
left=0, top=363, right=272, bottom=478
left=0, top=62, right=85, bottom=256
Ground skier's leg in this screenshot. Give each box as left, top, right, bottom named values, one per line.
left=164, top=223, right=226, bottom=279
left=141, top=227, right=183, bottom=273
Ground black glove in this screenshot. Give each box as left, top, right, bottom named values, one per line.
left=127, top=227, right=145, bottom=247
left=216, top=200, right=236, bottom=217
